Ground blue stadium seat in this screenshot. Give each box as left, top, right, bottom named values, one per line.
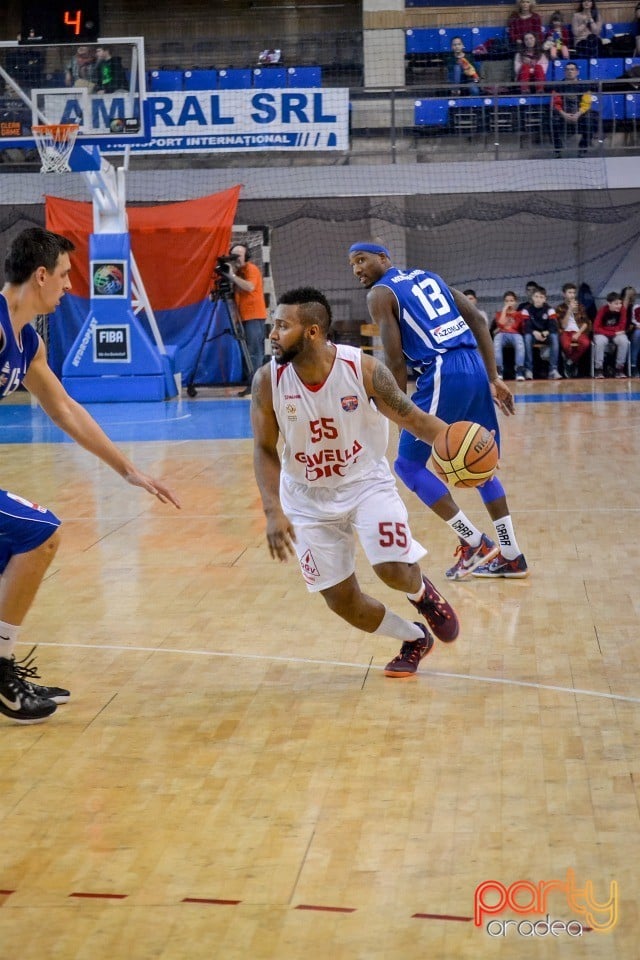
left=183, top=69, right=218, bottom=90
left=470, top=26, right=507, bottom=50
left=252, top=67, right=287, bottom=88
left=287, top=66, right=322, bottom=87
left=602, top=21, right=634, bottom=40
left=218, top=69, right=252, bottom=90
left=588, top=58, right=624, bottom=80
left=625, top=92, right=640, bottom=120
left=405, top=29, right=444, bottom=54
left=149, top=70, right=183, bottom=92
left=494, top=94, right=547, bottom=107
left=624, top=57, right=640, bottom=72
left=414, top=98, right=449, bottom=126
left=447, top=95, right=489, bottom=108
left=599, top=94, right=625, bottom=120
left=437, top=28, right=473, bottom=53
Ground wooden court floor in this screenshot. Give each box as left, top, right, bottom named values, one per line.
left=0, top=382, right=639, bottom=959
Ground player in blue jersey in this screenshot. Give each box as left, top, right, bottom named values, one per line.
left=348, top=242, right=527, bottom=582
left=0, top=228, right=180, bottom=724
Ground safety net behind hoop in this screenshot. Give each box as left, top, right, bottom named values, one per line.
left=32, top=124, right=79, bottom=173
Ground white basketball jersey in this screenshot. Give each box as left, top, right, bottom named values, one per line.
left=271, top=344, right=389, bottom=488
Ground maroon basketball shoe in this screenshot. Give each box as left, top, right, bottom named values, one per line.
left=409, top=575, right=459, bottom=642
left=384, top=624, right=434, bottom=678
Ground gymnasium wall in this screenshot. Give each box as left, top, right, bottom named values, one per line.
left=2, top=184, right=639, bottom=340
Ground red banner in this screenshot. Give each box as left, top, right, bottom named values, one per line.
left=45, top=185, right=241, bottom=310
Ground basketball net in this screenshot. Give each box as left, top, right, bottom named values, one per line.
left=32, top=123, right=79, bottom=173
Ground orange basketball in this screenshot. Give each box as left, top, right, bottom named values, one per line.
left=431, top=421, right=498, bottom=488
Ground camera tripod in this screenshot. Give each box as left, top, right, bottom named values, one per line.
left=185, top=286, right=254, bottom=397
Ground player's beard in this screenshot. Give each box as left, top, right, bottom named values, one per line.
left=273, top=332, right=305, bottom=365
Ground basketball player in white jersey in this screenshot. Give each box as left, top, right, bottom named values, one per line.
left=251, top=286, right=460, bottom=678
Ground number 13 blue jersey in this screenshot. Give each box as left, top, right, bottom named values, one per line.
left=373, top=266, right=476, bottom=365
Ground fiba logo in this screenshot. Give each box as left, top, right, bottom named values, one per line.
left=93, top=264, right=125, bottom=296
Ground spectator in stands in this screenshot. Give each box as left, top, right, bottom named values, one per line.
left=508, top=0, right=543, bottom=51
left=551, top=61, right=596, bottom=157
left=635, top=2, right=640, bottom=55
left=571, top=0, right=603, bottom=58
left=64, top=46, right=97, bottom=89
left=521, top=286, right=561, bottom=379
left=556, top=282, right=591, bottom=377
left=622, top=285, right=640, bottom=376
left=94, top=46, right=127, bottom=93
left=493, top=291, right=526, bottom=381
left=518, top=280, right=540, bottom=311
left=592, top=291, right=629, bottom=378
left=6, top=32, right=43, bottom=90
left=619, top=62, right=640, bottom=92
left=542, top=10, right=572, bottom=61
left=446, top=37, right=481, bottom=96
left=514, top=31, right=549, bottom=92
left=578, top=280, right=597, bottom=321
left=463, top=290, right=489, bottom=327
left=258, top=49, right=283, bottom=65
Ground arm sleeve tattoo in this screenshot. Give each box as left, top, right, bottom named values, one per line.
left=371, top=360, right=414, bottom=418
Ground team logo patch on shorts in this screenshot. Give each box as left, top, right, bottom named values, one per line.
left=7, top=492, right=47, bottom=513
left=300, top=548, right=320, bottom=584
left=341, top=395, right=358, bottom=412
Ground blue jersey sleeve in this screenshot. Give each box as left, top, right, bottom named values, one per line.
left=375, top=267, right=477, bottom=366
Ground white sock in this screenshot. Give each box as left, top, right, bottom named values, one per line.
left=374, top=608, right=424, bottom=643
left=407, top=583, right=424, bottom=602
left=493, top=515, right=521, bottom=560
left=446, top=510, right=483, bottom=547
left=0, top=620, right=18, bottom=659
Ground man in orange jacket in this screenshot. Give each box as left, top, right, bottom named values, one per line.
left=226, top=243, right=268, bottom=397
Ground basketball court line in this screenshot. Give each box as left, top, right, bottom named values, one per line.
left=516, top=390, right=640, bottom=403
left=26, top=504, right=640, bottom=521
left=2, top=390, right=639, bottom=444
left=26, top=639, right=640, bottom=705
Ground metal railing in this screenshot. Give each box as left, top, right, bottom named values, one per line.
left=348, top=78, right=640, bottom=164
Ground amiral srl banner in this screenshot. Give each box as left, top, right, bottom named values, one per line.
left=51, top=88, right=350, bottom=153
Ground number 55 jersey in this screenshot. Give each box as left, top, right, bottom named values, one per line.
left=270, top=343, right=392, bottom=493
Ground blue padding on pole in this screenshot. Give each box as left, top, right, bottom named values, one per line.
left=68, top=143, right=101, bottom=172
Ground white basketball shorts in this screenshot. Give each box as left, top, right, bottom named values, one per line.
left=280, top=470, right=427, bottom=592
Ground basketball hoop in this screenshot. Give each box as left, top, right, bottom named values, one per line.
left=32, top=123, right=79, bottom=173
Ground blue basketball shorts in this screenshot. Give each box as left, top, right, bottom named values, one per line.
left=0, top=489, right=61, bottom=574
left=398, top=348, right=501, bottom=464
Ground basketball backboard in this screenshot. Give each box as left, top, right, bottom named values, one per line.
left=0, top=37, right=148, bottom=150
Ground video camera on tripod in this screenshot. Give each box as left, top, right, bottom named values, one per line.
left=210, top=253, right=240, bottom=300
left=186, top=250, right=252, bottom=397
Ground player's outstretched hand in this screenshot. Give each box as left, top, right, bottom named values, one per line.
left=491, top=377, right=515, bottom=416
left=266, top=510, right=297, bottom=561
left=124, top=471, right=181, bottom=508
